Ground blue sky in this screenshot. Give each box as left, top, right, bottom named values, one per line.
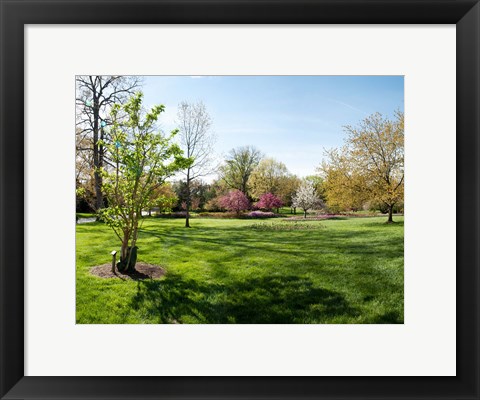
left=142, top=76, right=404, bottom=180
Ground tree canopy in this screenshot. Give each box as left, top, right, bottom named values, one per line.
left=255, top=192, right=283, bottom=211
left=219, top=190, right=251, bottom=214
left=76, top=75, right=142, bottom=211
left=248, top=157, right=290, bottom=199
left=292, top=181, right=321, bottom=218
left=321, top=111, right=404, bottom=222
left=219, top=146, right=263, bottom=197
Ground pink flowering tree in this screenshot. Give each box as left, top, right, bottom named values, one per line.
left=255, top=192, right=283, bottom=211
left=219, top=190, right=251, bottom=215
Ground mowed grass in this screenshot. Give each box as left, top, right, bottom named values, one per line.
left=76, top=216, right=404, bottom=324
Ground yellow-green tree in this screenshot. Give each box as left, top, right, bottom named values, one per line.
left=322, top=111, right=404, bottom=222
left=321, top=147, right=370, bottom=212
left=280, top=175, right=302, bottom=212
left=248, top=158, right=290, bottom=198
left=147, top=182, right=178, bottom=215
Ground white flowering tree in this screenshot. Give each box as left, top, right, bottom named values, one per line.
left=292, top=182, right=321, bottom=218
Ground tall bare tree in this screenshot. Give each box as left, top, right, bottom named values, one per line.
left=177, top=101, right=216, bottom=228
left=75, top=76, right=142, bottom=211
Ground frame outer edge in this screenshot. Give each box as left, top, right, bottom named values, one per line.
left=1, top=0, right=479, bottom=399
left=0, top=0, right=25, bottom=399
left=457, top=2, right=480, bottom=399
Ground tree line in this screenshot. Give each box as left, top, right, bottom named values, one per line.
left=76, top=76, right=404, bottom=236
left=75, top=76, right=403, bottom=270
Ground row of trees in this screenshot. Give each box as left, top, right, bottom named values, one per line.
left=141, top=178, right=321, bottom=219
left=75, top=77, right=318, bottom=226
left=76, top=76, right=404, bottom=233
left=76, top=76, right=142, bottom=211
left=75, top=77, right=403, bottom=271
left=167, top=110, right=404, bottom=223
left=204, top=184, right=321, bottom=218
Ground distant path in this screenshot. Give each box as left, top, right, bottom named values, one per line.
left=77, top=217, right=96, bottom=224
left=77, top=210, right=150, bottom=224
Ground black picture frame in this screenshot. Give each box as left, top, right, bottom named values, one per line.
left=1, top=1, right=479, bottom=399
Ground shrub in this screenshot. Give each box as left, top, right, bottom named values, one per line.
left=250, top=221, right=325, bottom=231
left=255, top=193, right=283, bottom=211
left=218, top=190, right=250, bottom=214
left=156, top=211, right=188, bottom=218
left=246, top=211, right=276, bottom=218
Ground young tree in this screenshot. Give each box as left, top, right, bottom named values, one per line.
left=176, top=101, right=216, bottom=227
left=219, top=190, right=251, bottom=215
left=219, top=146, right=263, bottom=197
left=293, top=182, right=321, bottom=218
left=100, top=93, right=191, bottom=273
left=255, top=193, right=283, bottom=212
left=322, top=111, right=404, bottom=222
left=76, top=76, right=142, bottom=211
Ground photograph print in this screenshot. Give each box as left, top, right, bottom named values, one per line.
left=76, top=75, right=404, bottom=324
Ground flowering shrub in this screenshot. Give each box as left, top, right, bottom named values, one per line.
left=284, top=214, right=367, bottom=221
left=251, top=221, right=326, bottom=231
left=255, top=193, right=283, bottom=211
left=218, top=190, right=250, bottom=214
left=197, top=212, right=239, bottom=219
left=246, top=211, right=276, bottom=218
left=156, top=211, right=188, bottom=218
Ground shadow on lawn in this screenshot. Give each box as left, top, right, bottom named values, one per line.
left=133, top=222, right=403, bottom=324
left=140, top=225, right=403, bottom=266
left=129, top=273, right=359, bottom=324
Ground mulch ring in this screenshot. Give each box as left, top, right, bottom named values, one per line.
left=90, top=262, right=166, bottom=280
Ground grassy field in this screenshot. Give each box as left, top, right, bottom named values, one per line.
left=76, top=212, right=96, bottom=218
left=76, top=216, right=404, bottom=324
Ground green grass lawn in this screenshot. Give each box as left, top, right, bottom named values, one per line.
left=76, top=216, right=404, bottom=324
left=76, top=212, right=96, bottom=218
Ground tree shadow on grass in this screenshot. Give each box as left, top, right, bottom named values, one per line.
left=129, top=273, right=359, bottom=324
left=369, top=311, right=403, bottom=324
left=140, top=227, right=404, bottom=281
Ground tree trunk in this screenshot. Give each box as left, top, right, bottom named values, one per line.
left=185, top=206, right=190, bottom=228
left=304, top=209, right=307, bottom=218
left=185, top=172, right=191, bottom=228
left=120, top=239, right=128, bottom=271
left=119, top=235, right=139, bottom=273
left=387, top=204, right=394, bottom=223
left=92, top=100, right=104, bottom=211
